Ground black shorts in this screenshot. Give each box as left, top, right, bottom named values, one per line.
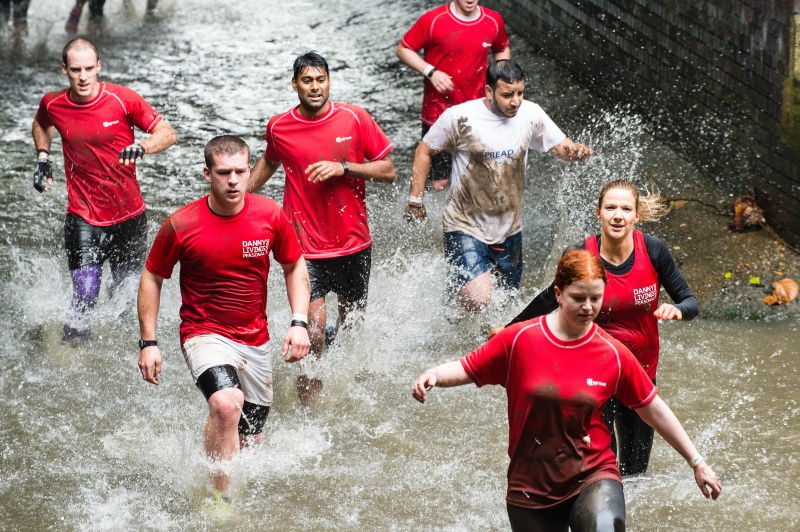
left=306, top=246, right=371, bottom=306
left=64, top=212, right=147, bottom=271
left=421, top=123, right=452, bottom=182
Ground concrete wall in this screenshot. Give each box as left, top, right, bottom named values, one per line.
left=486, top=0, right=800, bottom=248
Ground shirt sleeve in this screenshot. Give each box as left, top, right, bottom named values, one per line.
left=528, top=104, right=566, bottom=153
left=270, top=207, right=303, bottom=265
left=644, top=234, right=699, bottom=320
left=35, top=95, right=53, bottom=129
left=614, top=339, right=658, bottom=409
left=264, top=117, right=280, bottom=162
left=123, top=88, right=162, bottom=133
left=400, top=12, right=430, bottom=52
left=490, top=13, right=510, bottom=53
left=145, top=217, right=181, bottom=279
left=358, top=107, right=394, bottom=162
left=461, top=322, right=525, bottom=387
left=422, top=107, right=456, bottom=153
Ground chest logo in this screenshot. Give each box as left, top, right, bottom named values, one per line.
left=482, top=42, right=492, bottom=48
left=103, top=120, right=120, bottom=127
left=633, top=283, right=658, bottom=305
left=586, top=378, right=606, bottom=387
left=336, top=136, right=352, bottom=143
left=242, top=239, right=270, bottom=258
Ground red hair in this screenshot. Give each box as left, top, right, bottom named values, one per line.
left=554, top=249, right=607, bottom=289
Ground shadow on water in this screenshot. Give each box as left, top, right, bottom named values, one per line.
left=0, top=0, right=798, bottom=529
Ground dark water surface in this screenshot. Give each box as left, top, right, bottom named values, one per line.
left=0, top=0, right=798, bottom=529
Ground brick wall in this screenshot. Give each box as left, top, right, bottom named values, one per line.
left=487, top=0, right=800, bottom=248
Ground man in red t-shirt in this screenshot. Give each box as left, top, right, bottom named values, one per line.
left=397, top=0, right=510, bottom=189
left=137, top=135, right=311, bottom=504
left=248, top=51, right=395, bottom=407
left=32, top=38, right=176, bottom=343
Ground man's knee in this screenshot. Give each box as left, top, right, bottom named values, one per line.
left=207, top=387, right=245, bottom=427
left=461, top=273, right=493, bottom=310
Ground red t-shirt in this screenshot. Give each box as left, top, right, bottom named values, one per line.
left=145, top=194, right=303, bottom=347
left=586, top=230, right=661, bottom=380
left=264, top=102, right=393, bottom=259
left=401, top=4, right=510, bottom=125
left=461, top=316, right=657, bottom=509
left=35, top=82, right=162, bottom=226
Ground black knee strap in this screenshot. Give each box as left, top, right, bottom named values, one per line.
left=196, top=365, right=240, bottom=401
left=238, top=401, right=270, bottom=435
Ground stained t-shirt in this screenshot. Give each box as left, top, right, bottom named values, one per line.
left=264, top=102, right=393, bottom=259
left=461, top=317, right=657, bottom=509
left=423, top=98, right=565, bottom=244
left=400, top=3, right=510, bottom=125
left=35, top=82, right=162, bottom=226
left=145, top=194, right=303, bottom=346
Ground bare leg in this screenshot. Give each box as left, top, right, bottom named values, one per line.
left=204, top=387, right=244, bottom=495
left=297, top=296, right=325, bottom=407
left=65, top=0, right=86, bottom=34
left=458, top=271, right=493, bottom=311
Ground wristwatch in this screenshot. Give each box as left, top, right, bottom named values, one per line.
left=138, top=339, right=158, bottom=350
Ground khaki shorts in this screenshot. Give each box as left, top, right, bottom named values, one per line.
left=181, top=334, right=273, bottom=406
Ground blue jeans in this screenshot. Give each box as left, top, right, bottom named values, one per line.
left=443, top=230, right=523, bottom=291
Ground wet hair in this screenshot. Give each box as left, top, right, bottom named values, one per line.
left=554, top=249, right=607, bottom=290
left=486, top=59, right=525, bottom=89
left=597, top=179, right=670, bottom=223
left=62, top=38, right=99, bottom=66
left=293, top=51, right=329, bottom=80
left=204, top=135, right=250, bottom=168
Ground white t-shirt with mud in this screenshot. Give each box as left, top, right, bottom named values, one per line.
left=424, top=98, right=566, bottom=244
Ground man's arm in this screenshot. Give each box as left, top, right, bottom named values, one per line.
left=493, top=46, right=511, bottom=60
left=549, top=137, right=593, bottom=162
left=120, top=119, right=178, bottom=166
left=403, top=140, right=440, bottom=223
left=32, top=117, right=55, bottom=192
left=281, top=258, right=311, bottom=363
left=305, top=154, right=395, bottom=184
left=137, top=267, right=165, bottom=385
left=247, top=157, right=282, bottom=192
left=396, top=42, right=455, bottom=94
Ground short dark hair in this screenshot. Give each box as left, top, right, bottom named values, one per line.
left=486, top=59, right=525, bottom=89
left=62, top=38, right=100, bottom=66
left=204, top=135, right=250, bottom=168
left=293, top=51, right=329, bottom=80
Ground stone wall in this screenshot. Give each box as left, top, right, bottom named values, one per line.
left=486, top=0, right=800, bottom=248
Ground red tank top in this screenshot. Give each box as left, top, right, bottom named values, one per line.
left=586, top=230, right=660, bottom=380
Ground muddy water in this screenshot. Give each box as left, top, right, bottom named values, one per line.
left=0, top=0, right=798, bottom=529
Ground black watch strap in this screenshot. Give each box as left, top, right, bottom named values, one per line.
left=139, top=339, right=158, bottom=350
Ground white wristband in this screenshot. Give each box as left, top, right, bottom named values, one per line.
left=423, top=65, right=435, bottom=78
left=409, top=194, right=424, bottom=204
left=291, top=313, right=308, bottom=324
left=688, top=454, right=704, bottom=468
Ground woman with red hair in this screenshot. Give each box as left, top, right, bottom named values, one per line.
left=492, top=179, right=698, bottom=477
left=412, top=249, right=719, bottom=531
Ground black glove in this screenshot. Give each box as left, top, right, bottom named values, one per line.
left=33, top=159, right=52, bottom=193
left=119, top=144, right=145, bottom=164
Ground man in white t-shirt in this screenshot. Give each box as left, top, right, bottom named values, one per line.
left=404, top=60, right=593, bottom=311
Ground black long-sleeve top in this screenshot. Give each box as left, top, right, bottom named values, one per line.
left=507, top=234, right=699, bottom=326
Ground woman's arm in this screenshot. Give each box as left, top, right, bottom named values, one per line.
left=412, top=360, right=472, bottom=403
left=636, top=396, right=722, bottom=500
left=644, top=235, right=699, bottom=320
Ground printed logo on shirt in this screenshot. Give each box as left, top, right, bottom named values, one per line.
left=103, top=120, right=120, bottom=127
left=336, top=136, right=352, bottom=143
left=482, top=42, right=492, bottom=48
left=481, top=149, right=515, bottom=159
left=633, top=283, right=658, bottom=305
left=586, top=378, right=606, bottom=387
left=242, top=239, right=270, bottom=258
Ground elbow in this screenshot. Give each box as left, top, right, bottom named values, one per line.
left=385, top=167, right=396, bottom=183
